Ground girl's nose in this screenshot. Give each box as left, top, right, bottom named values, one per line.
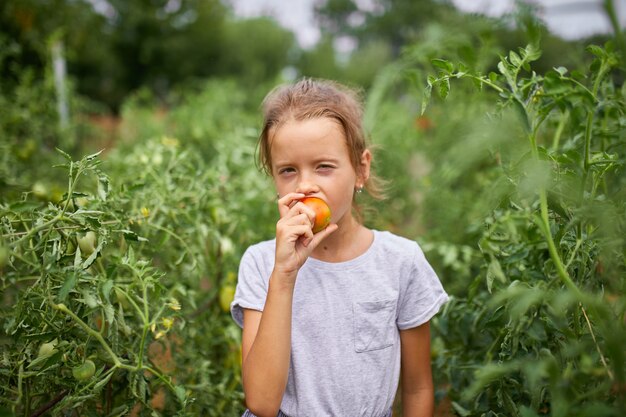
left=295, top=180, right=319, bottom=196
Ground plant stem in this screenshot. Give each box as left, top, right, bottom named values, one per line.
left=536, top=190, right=582, bottom=297
left=527, top=128, right=583, bottom=298
left=115, top=287, right=146, bottom=321
left=581, top=304, right=615, bottom=381
left=137, top=323, right=149, bottom=370
left=52, top=302, right=124, bottom=368
left=551, top=110, right=568, bottom=151
left=29, top=390, right=68, bottom=417
left=143, top=365, right=178, bottom=393
left=13, top=215, right=62, bottom=247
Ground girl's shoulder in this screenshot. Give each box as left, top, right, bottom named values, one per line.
left=242, top=238, right=276, bottom=258
left=371, top=229, right=426, bottom=259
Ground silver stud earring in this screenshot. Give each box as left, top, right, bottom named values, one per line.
left=356, top=186, right=363, bottom=194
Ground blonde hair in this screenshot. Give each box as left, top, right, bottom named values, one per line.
left=257, top=78, right=386, bottom=203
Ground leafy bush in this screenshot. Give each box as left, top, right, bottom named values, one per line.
left=413, top=38, right=625, bottom=416
left=0, top=79, right=276, bottom=415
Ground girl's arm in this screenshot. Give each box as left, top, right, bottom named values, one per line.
left=241, top=273, right=296, bottom=417
left=241, top=193, right=337, bottom=417
left=399, top=322, right=435, bottom=417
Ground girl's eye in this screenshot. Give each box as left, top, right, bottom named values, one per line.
left=278, top=167, right=295, bottom=175
left=317, top=164, right=334, bottom=172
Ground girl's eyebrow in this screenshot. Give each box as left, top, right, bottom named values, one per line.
left=312, top=156, right=341, bottom=164
left=273, top=156, right=341, bottom=166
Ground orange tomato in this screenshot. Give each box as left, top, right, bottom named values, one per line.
left=300, top=197, right=331, bottom=233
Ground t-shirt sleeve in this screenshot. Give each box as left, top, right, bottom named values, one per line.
left=396, top=244, right=449, bottom=330
left=230, top=246, right=269, bottom=328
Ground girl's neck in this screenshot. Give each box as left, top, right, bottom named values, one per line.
left=310, top=215, right=373, bottom=263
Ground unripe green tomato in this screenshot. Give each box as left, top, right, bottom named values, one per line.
left=38, top=340, right=57, bottom=358
left=219, top=285, right=235, bottom=313
left=65, top=238, right=76, bottom=255
left=77, top=231, right=97, bottom=256
left=50, top=187, right=64, bottom=204
left=16, top=139, right=37, bottom=160
left=32, top=181, right=49, bottom=201
left=114, top=287, right=130, bottom=309
left=72, top=359, right=96, bottom=381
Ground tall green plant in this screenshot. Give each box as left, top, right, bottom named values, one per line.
left=1, top=130, right=275, bottom=415
left=420, top=40, right=625, bottom=416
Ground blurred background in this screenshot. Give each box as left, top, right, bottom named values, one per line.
left=1, top=1, right=625, bottom=416
left=2, top=0, right=624, bottom=113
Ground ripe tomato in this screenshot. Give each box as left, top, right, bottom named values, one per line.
left=72, top=359, right=96, bottom=381
left=300, top=197, right=331, bottom=233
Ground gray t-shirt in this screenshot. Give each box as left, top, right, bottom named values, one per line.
left=231, top=230, right=449, bottom=417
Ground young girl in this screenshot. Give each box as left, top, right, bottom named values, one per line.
left=230, top=78, right=448, bottom=417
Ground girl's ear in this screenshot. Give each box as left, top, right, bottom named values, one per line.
left=358, top=149, right=372, bottom=186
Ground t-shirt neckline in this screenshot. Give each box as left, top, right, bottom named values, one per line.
left=303, top=229, right=379, bottom=271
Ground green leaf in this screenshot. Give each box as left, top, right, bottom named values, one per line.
left=82, top=239, right=103, bottom=269
left=97, top=174, right=109, bottom=201
left=451, top=401, right=471, bottom=417
left=586, top=44, right=606, bottom=59
left=80, top=289, right=99, bottom=308
left=421, top=83, right=432, bottom=115
left=174, top=385, right=187, bottom=405
left=55, top=148, right=72, bottom=161
left=8, top=201, right=41, bottom=212
left=58, top=273, right=77, bottom=301
left=85, top=150, right=104, bottom=162
left=123, top=246, right=135, bottom=265
left=471, top=76, right=483, bottom=91
left=497, top=60, right=509, bottom=77
left=512, top=98, right=531, bottom=133
left=93, top=370, right=113, bottom=393
left=121, top=229, right=148, bottom=242
left=524, top=43, right=542, bottom=62
left=103, top=303, right=115, bottom=325
left=487, top=258, right=506, bottom=293
left=509, top=50, right=522, bottom=67
left=431, top=58, right=454, bottom=73
left=463, top=362, right=519, bottom=400
left=438, top=77, right=450, bottom=100
left=509, top=287, right=545, bottom=319
left=554, top=66, right=568, bottom=76
left=102, top=280, right=114, bottom=303
left=74, top=245, right=83, bottom=268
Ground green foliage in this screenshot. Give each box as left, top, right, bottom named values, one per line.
left=0, top=80, right=277, bottom=415
left=1, top=0, right=296, bottom=111
left=414, top=35, right=625, bottom=417
left=2, top=3, right=625, bottom=415
left=0, top=32, right=102, bottom=205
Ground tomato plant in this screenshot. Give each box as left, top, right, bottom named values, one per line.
left=412, top=37, right=625, bottom=417
left=1, top=109, right=275, bottom=415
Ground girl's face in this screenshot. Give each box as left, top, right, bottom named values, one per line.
left=270, top=117, right=370, bottom=228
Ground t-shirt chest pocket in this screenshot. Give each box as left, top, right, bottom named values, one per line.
left=353, top=299, right=396, bottom=353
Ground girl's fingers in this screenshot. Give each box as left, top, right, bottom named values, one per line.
left=278, top=213, right=314, bottom=230
left=277, top=192, right=305, bottom=217
left=277, top=193, right=317, bottom=224
left=307, top=223, right=338, bottom=249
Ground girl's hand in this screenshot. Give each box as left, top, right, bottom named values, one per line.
left=273, top=192, right=337, bottom=281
